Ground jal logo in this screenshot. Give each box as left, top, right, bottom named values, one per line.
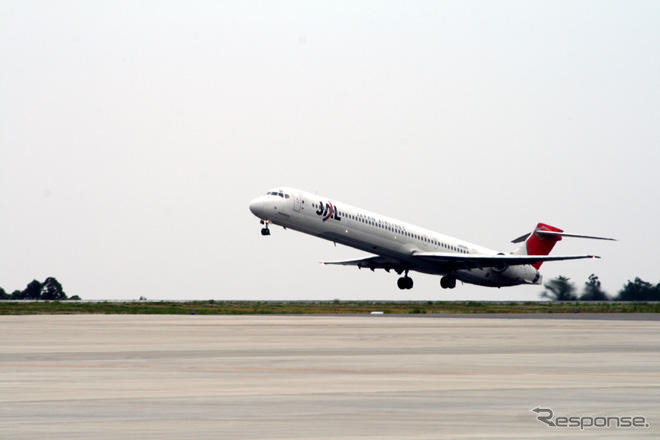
left=315, top=201, right=341, bottom=222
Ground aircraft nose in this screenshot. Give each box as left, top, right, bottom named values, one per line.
left=249, top=197, right=266, bottom=217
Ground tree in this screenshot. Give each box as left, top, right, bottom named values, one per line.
left=616, top=278, right=660, bottom=301
left=41, top=277, right=67, bottom=300
left=23, top=280, right=43, bottom=300
left=3, top=277, right=75, bottom=300
left=11, top=290, right=25, bottom=299
left=579, top=274, right=609, bottom=301
left=540, top=276, right=577, bottom=301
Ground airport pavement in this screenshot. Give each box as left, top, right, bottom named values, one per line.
left=1, top=314, right=658, bottom=439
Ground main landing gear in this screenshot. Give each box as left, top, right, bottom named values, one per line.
left=440, top=276, right=456, bottom=289
left=260, top=219, right=270, bottom=236
left=397, top=271, right=414, bottom=290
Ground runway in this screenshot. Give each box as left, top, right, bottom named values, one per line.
left=1, top=315, right=658, bottom=439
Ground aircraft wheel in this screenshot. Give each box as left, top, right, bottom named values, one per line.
left=397, top=277, right=407, bottom=290
left=260, top=227, right=270, bottom=236
left=441, top=276, right=456, bottom=289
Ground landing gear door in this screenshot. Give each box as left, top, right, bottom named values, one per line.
left=293, top=193, right=301, bottom=212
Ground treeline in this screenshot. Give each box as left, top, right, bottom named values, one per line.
left=541, top=274, right=660, bottom=301
left=0, top=277, right=80, bottom=301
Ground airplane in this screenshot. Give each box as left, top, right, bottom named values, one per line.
left=249, top=187, right=615, bottom=290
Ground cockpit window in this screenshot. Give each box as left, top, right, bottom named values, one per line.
left=266, top=191, right=287, bottom=198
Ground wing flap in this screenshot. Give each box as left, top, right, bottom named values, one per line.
left=322, top=256, right=404, bottom=272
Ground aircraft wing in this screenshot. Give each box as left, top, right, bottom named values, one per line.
left=412, top=252, right=599, bottom=270
left=323, top=252, right=599, bottom=273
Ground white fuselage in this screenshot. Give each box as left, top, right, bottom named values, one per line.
left=249, top=187, right=541, bottom=287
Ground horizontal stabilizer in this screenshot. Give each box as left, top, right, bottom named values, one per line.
left=534, top=231, right=616, bottom=241
left=511, top=230, right=616, bottom=243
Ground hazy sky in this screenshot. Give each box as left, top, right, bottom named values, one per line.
left=1, top=1, right=659, bottom=300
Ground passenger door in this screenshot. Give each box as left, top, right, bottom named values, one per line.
left=293, top=193, right=301, bottom=212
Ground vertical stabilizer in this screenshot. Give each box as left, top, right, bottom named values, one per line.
left=514, top=223, right=563, bottom=269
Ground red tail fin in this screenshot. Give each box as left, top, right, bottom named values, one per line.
left=526, top=223, right=563, bottom=269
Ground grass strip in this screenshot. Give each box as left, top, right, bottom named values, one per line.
left=1, top=300, right=659, bottom=315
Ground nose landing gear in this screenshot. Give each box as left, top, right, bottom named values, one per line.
left=260, top=220, right=270, bottom=236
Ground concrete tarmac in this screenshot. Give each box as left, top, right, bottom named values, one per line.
left=1, top=315, right=658, bottom=439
